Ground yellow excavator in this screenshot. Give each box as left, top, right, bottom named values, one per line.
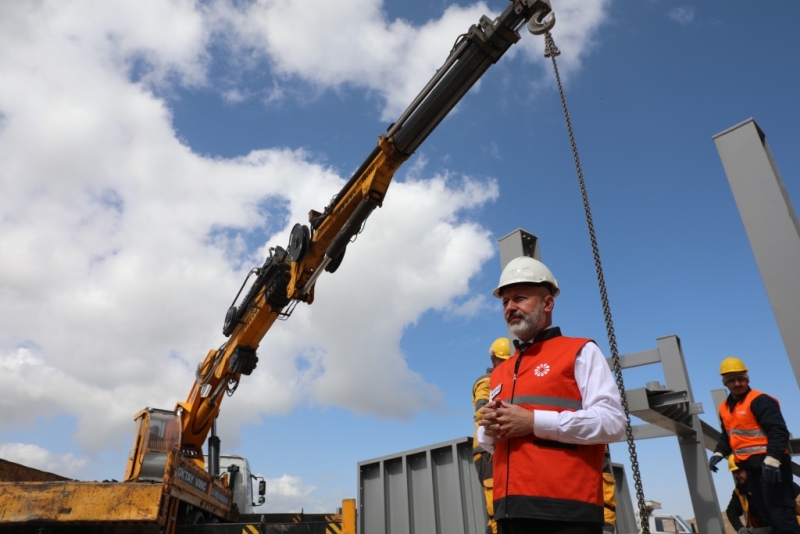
left=0, top=1, right=557, bottom=532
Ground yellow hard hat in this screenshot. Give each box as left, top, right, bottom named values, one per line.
left=720, top=357, right=748, bottom=376
left=728, top=456, right=739, bottom=472
left=490, top=338, right=511, bottom=360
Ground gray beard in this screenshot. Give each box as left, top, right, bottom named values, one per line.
left=506, top=301, right=548, bottom=342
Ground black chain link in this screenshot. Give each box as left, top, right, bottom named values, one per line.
left=543, top=31, right=651, bottom=534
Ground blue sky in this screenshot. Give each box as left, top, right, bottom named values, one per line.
left=1, top=0, right=799, bottom=521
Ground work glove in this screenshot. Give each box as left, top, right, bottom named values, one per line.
left=762, top=456, right=782, bottom=484
left=709, top=452, right=724, bottom=472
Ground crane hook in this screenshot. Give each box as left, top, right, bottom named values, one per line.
left=527, top=0, right=556, bottom=36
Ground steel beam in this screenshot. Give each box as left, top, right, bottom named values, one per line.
left=611, top=348, right=661, bottom=370
left=714, top=119, right=800, bottom=389
left=710, top=389, right=727, bottom=419
left=657, top=336, right=724, bottom=534
left=497, top=229, right=540, bottom=269
left=629, top=424, right=677, bottom=441
left=625, top=388, right=696, bottom=437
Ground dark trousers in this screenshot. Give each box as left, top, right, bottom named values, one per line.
left=748, top=460, right=800, bottom=534
left=497, top=518, right=602, bottom=534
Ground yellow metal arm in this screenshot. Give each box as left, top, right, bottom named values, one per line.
left=175, top=137, right=408, bottom=458
left=125, top=0, right=555, bottom=472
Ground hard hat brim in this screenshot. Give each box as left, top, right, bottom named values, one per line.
left=493, top=281, right=559, bottom=299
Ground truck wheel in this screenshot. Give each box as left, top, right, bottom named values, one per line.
left=179, top=509, right=205, bottom=524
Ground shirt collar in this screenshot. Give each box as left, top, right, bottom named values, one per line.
left=726, top=387, right=752, bottom=411
left=513, top=326, right=562, bottom=353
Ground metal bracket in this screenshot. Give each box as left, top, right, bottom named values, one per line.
left=626, top=387, right=697, bottom=437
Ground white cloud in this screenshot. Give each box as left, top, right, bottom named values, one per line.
left=0, top=1, right=209, bottom=91
left=448, top=295, right=492, bottom=319
left=0, top=443, right=88, bottom=477
left=208, top=0, right=610, bottom=118
left=668, top=6, right=695, bottom=26
left=253, top=474, right=324, bottom=513
left=0, top=0, right=512, bottom=460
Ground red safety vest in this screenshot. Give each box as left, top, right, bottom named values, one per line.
left=490, top=334, right=604, bottom=523
left=719, top=389, right=773, bottom=462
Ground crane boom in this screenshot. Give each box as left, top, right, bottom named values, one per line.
left=126, top=0, right=555, bottom=478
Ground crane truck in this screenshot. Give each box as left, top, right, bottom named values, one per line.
left=0, top=1, right=558, bottom=532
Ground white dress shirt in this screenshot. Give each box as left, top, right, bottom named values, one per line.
left=478, top=341, right=626, bottom=453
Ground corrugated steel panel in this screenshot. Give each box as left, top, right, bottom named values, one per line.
left=358, top=436, right=485, bottom=534
left=611, top=462, right=637, bottom=534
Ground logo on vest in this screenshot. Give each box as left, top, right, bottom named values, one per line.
left=534, top=363, right=550, bottom=377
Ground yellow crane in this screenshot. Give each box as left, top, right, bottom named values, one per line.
left=0, top=1, right=558, bottom=532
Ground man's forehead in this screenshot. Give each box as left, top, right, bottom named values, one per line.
left=501, top=283, right=549, bottom=297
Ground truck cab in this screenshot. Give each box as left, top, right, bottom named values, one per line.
left=204, top=454, right=266, bottom=515
left=649, top=513, right=695, bottom=533
left=637, top=501, right=696, bottom=534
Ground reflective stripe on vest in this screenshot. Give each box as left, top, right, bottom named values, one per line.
left=735, top=445, right=767, bottom=456
left=730, top=428, right=766, bottom=437
left=719, top=389, right=774, bottom=462
left=511, top=395, right=582, bottom=410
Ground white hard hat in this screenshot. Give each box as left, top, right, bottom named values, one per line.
left=493, top=256, right=560, bottom=298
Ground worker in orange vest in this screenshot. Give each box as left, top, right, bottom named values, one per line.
left=710, top=357, right=800, bottom=534
left=473, top=337, right=512, bottom=534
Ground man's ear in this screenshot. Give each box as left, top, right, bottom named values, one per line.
left=542, top=292, right=555, bottom=313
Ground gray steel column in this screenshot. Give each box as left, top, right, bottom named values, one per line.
left=710, top=389, right=728, bottom=420
left=658, top=336, right=724, bottom=534
left=611, top=463, right=637, bottom=534
left=714, top=119, right=800, bottom=389
left=497, top=228, right=540, bottom=269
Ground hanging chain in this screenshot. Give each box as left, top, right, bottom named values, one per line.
left=543, top=31, right=651, bottom=534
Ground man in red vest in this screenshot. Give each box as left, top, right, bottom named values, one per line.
left=477, top=256, right=626, bottom=534
left=710, top=357, right=800, bottom=534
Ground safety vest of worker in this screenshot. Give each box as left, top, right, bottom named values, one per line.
left=734, top=487, right=758, bottom=528
left=603, top=446, right=616, bottom=527
left=473, top=370, right=497, bottom=533
left=491, top=334, right=604, bottom=523
left=719, top=389, right=775, bottom=462
left=473, top=370, right=492, bottom=457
